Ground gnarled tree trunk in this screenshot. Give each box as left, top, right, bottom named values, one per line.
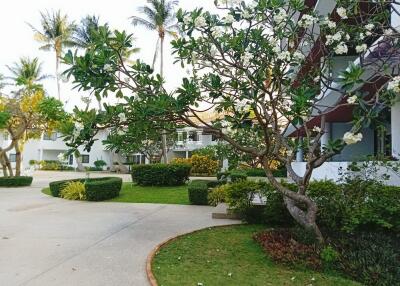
left=15, top=142, right=22, bottom=177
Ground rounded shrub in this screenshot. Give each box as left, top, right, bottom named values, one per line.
left=0, top=176, right=33, bottom=187
left=131, top=163, right=191, bottom=186
left=49, top=177, right=122, bottom=201
left=188, top=180, right=209, bottom=205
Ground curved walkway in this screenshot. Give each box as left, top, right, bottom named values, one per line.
left=0, top=171, right=238, bottom=286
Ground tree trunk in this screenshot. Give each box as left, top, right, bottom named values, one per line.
left=4, top=153, right=13, bottom=177
left=15, top=143, right=22, bottom=177
left=160, top=36, right=168, bottom=164
left=0, top=153, right=8, bottom=177
left=74, top=152, right=85, bottom=172
left=116, top=153, right=128, bottom=173
left=263, top=163, right=324, bottom=243
left=56, top=52, right=61, bottom=101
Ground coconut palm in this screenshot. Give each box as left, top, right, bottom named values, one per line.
left=29, top=10, right=76, bottom=100
left=0, top=73, right=4, bottom=91
left=130, top=0, right=179, bottom=77
left=6, top=57, right=51, bottom=92
left=72, top=15, right=102, bottom=48
left=130, top=0, right=179, bottom=163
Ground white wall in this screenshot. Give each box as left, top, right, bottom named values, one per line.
left=392, top=2, right=400, bottom=31
left=392, top=98, right=400, bottom=159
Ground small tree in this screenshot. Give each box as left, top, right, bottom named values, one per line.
left=63, top=1, right=399, bottom=242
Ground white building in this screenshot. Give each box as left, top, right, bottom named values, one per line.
left=287, top=0, right=400, bottom=185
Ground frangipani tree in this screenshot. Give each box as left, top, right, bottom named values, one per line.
left=64, top=0, right=399, bottom=242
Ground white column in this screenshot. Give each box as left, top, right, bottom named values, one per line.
left=392, top=99, right=400, bottom=159
left=222, top=159, right=229, bottom=171
left=185, top=151, right=189, bottom=159
left=177, top=131, right=183, bottom=146
left=296, top=137, right=303, bottom=162
left=320, top=123, right=331, bottom=152
left=196, top=130, right=203, bottom=145
left=39, top=148, right=43, bottom=161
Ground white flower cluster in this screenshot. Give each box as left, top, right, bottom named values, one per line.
left=275, top=49, right=304, bottom=63
left=312, top=126, right=322, bottom=133
left=343, top=132, right=363, bottom=145
left=211, top=26, right=223, bottom=38
left=321, top=17, right=336, bottom=29
left=216, top=0, right=241, bottom=6
left=347, top=95, right=358, bottom=104
left=194, top=16, right=207, bottom=28
left=387, top=76, right=400, bottom=93
left=298, top=14, right=318, bottom=28
left=336, top=7, right=348, bottom=19
left=73, top=122, right=84, bottom=137
left=57, top=153, right=67, bottom=162
left=273, top=8, right=287, bottom=26
left=334, top=42, right=348, bottom=55
left=118, top=112, right=127, bottom=122
left=224, top=14, right=235, bottom=25
left=103, top=64, right=113, bottom=72
left=183, top=15, right=192, bottom=25
left=355, top=44, right=367, bottom=53
left=242, top=9, right=252, bottom=20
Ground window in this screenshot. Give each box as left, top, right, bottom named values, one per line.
left=9, top=154, right=16, bottom=162
left=188, top=131, right=198, bottom=141
left=128, top=154, right=146, bottom=165
left=81, top=155, right=90, bottom=164
left=68, top=155, right=73, bottom=165
left=43, top=132, right=57, bottom=141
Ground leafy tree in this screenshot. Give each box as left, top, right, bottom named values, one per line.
left=130, top=0, right=180, bottom=163
left=29, top=10, right=76, bottom=100
left=72, top=15, right=102, bottom=48
left=63, top=1, right=399, bottom=242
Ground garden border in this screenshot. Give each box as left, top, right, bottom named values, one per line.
left=146, top=223, right=241, bottom=286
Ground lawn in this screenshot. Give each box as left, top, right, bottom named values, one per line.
left=152, top=225, right=360, bottom=286
left=42, top=182, right=189, bottom=205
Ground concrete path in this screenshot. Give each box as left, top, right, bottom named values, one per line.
left=0, top=171, right=238, bottom=286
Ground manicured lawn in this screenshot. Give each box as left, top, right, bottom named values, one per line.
left=42, top=182, right=189, bottom=205
left=152, top=225, right=360, bottom=286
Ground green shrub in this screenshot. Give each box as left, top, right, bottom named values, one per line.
left=330, top=232, right=400, bottom=286
left=94, top=159, right=107, bottom=169
left=208, top=184, right=230, bottom=206
left=49, top=177, right=122, bottom=201
left=85, top=177, right=122, bottom=201
left=60, top=181, right=86, bottom=200
left=217, top=171, right=230, bottom=180
left=39, top=160, right=74, bottom=171
left=320, top=245, right=339, bottom=269
left=230, top=171, right=247, bottom=182
left=0, top=176, right=33, bottom=187
left=188, top=180, right=209, bottom=205
left=262, top=183, right=294, bottom=226
left=272, top=166, right=287, bottom=178
left=131, top=163, right=191, bottom=186
left=244, top=168, right=266, bottom=177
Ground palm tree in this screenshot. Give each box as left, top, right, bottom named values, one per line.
left=72, top=15, right=101, bottom=48
left=6, top=57, right=50, bottom=92
left=130, top=0, right=179, bottom=163
left=0, top=73, right=4, bottom=91
left=29, top=10, right=76, bottom=100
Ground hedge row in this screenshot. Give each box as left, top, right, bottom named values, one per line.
left=131, top=163, right=191, bottom=186
left=188, top=180, right=223, bottom=205
left=0, top=176, right=33, bottom=187
left=49, top=177, right=122, bottom=201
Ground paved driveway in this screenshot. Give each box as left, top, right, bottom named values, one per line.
left=0, top=171, right=237, bottom=286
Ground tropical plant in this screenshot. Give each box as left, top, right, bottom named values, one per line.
left=29, top=10, right=76, bottom=100
left=130, top=0, right=180, bottom=163
left=63, top=1, right=398, bottom=242
left=60, top=181, right=86, bottom=200
left=6, top=57, right=50, bottom=92
left=72, top=15, right=101, bottom=48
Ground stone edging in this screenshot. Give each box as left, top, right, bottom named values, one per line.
left=146, top=223, right=241, bottom=286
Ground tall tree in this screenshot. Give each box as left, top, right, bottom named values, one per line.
left=72, top=15, right=101, bottom=49
left=0, top=73, right=5, bottom=91
left=29, top=10, right=76, bottom=101
left=6, top=57, right=50, bottom=92
left=130, top=0, right=179, bottom=163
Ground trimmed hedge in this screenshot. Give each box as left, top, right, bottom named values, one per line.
left=0, top=176, right=33, bottom=187
left=188, top=180, right=223, bottom=205
left=49, top=177, right=122, bottom=201
left=217, top=171, right=247, bottom=182
left=131, top=163, right=191, bottom=186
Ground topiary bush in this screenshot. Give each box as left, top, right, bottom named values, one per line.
left=49, top=177, right=122, bottom=201
left=188, top=180, right=209, bottom=205
left=172, top=155, right=219, bottom=176
left=0, top=176, right=33, bottom=187
left=131, top=163, right=191, bottom=186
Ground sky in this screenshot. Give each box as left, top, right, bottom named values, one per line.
left=0, top=0, right=218, bottom=111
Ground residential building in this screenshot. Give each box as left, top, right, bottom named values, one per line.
left=287, top=1, right=400, bottom=185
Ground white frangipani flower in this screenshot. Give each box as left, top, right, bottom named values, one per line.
left=313, top=126, right=322, bottom=133
left=242, top=10, right=252, bottom=20
left=211, top=26, right=223, bottom=38
left=224, top=14, right=235, bottom=24
left=365, top=23, right=374, bottom=31
left=194, top=16, right=207, bottom=28
left=347, top=95, right=358, bottom=104
left=273, top=8, right=287, bottom=24
left=387, top=76, right=400, bottom=93
left=334, top=42, right=348, bottom=55
left=384, top=28, right=393, bottom=36
left=343, top=132, right=363, bottom=145
left=322, top=17, right=336, bottom=29
left=292, top=51, right=305, bottom=63
left=355, top=44, right=367, bottom=53
left=298, top=14, right=318, bottom=28
left=118, top=112, right=127, bottom=122
left=242, top=52, right=253, bottom=66
left=103, top=64, right=113, bottom=72
left=336, top=7, right=348, bottom=19
left=183, top=15, right=192, bottom=25
left=277, top=51, right=291, bottom=62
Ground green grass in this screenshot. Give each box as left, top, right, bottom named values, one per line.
left=152, top=225, right=360, bottom=286
left=42, top=182, right=189, bottom=205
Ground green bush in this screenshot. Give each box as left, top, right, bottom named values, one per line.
left=60, top=181, right=86, bottom=200
left=330, top=232, right=400, bottom=286
left=85, top=177, right=122, bottom=201
left=131, top=163, right=191, bottom=186
left=188, top=180, right=209, bottom=205
left=262, top=183, right=294, bottom=226
left=230, top=171, right=248, bottom=182
left=39, top=160, right=74, bottom=171
left=244, top=168, right=266, bottom=177
left=49, top=177, right=122, bottom=201
left=0, top=176, right=33, bottom=187
left=94, top=159, right=107, bottom=169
